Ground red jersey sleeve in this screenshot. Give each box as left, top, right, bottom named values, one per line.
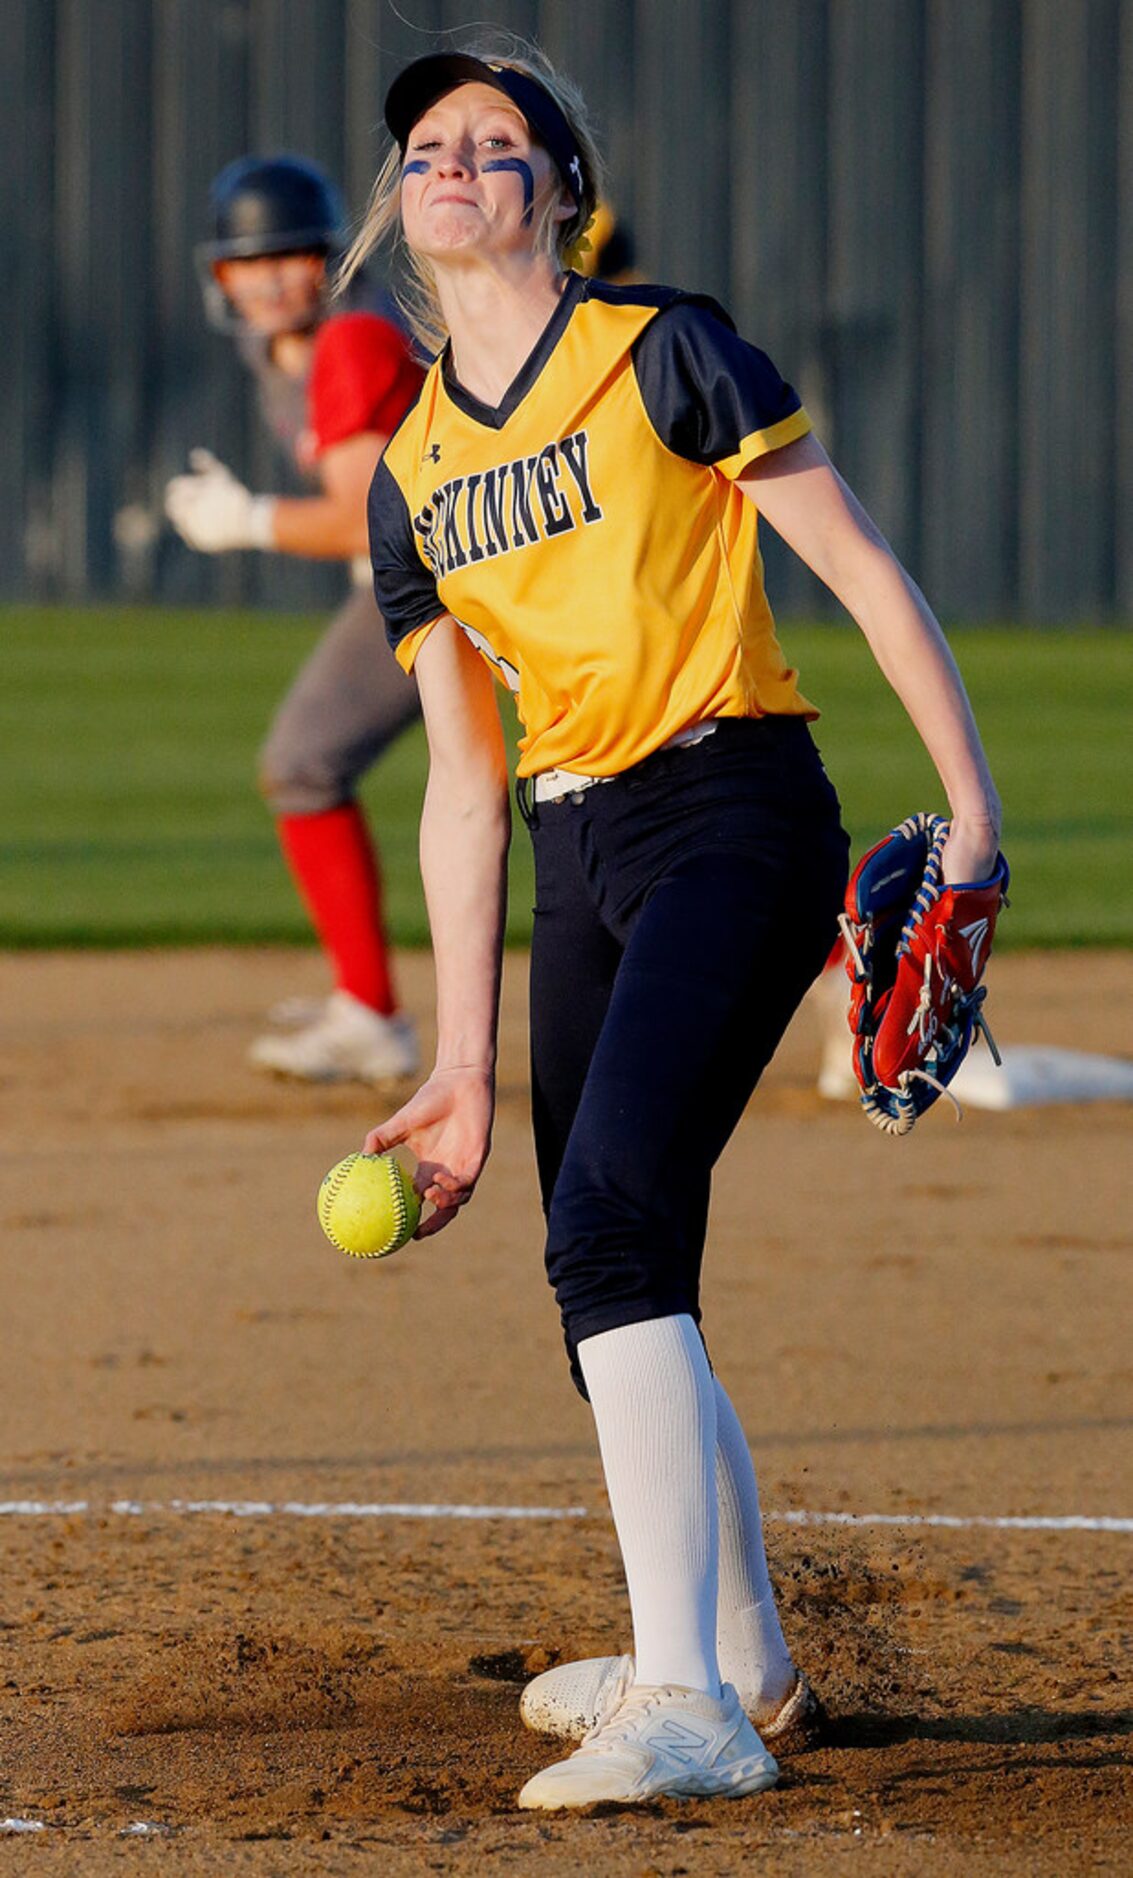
left=307, top=312, right=424, bottom=455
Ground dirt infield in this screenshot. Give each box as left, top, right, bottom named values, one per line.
left=1, top=948, right=1130, bottom=1872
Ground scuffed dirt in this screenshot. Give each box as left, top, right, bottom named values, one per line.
left=0, top=948, right=1130, bottom=1872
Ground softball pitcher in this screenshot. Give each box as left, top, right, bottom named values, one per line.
left=352, top=45, right=1001, bottom=1808
left=165, top=156, right=424, bottom=1082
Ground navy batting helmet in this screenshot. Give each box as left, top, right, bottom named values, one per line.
left=197, top=155, right=346, bottom=330
left=204, top=155, right=345, bottom=260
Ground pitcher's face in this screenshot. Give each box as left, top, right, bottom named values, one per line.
left=399, top=82, right=570, bottom=263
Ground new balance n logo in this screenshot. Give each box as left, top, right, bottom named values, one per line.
left=643, top=1719, right=711, bottom=1765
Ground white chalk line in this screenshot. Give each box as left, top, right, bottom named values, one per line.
left=1, top=1819, right=170, bottom=1839
left=0, top=1499, right=587, bottom=1521
left=770, top=1509, right=1133, bottom=1534
left=0, top=1499, right=1130, bottom=1532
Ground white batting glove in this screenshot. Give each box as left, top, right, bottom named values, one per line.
left=164, top=448, right=277, bottom=553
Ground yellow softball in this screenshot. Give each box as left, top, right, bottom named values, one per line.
left=317, top=1151, right=421, bottom=1259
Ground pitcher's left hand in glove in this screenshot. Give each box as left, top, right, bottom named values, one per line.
left=841, top=812, right=1009, bottom=1136
left=164, top=448, right=277, bottom=553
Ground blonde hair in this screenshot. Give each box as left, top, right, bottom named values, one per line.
left=336, top=36, right=605, bottom=357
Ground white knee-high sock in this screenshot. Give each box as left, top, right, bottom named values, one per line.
left=714, top=1379, right=795, bottom=1711
left=578, top=1314, right=721, bottom=1697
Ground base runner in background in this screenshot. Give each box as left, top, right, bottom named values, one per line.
left=165, top=156, right=424, bottom=1083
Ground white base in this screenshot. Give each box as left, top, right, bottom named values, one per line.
left=816, top=1043, right=1133, bottom=1111
left=950, top=1045, right=1133, bottom=1110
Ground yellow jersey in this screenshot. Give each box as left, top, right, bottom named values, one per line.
left=369, top=274, right=815, bottom=778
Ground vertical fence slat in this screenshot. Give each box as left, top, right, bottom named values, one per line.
left=53, top=0, right=155, bottom=597
left=731, top=0, right=830, bottom=616
left=632, top=0, right=733, bottom=302
left=538, top=0, right=638, bottom=230
left=1118, top=2, right=1133, bottom=616
left=921, top=0, right=1022, bottom=620
left=151, top=0, right=253, bottom=607
left=246, top=0, right=347, bottom=610
left=248, top=0, right=346, bottom=168
left=1020, top=0, right=1119, bottom=619
left=826, top=0, right=926, bottom=571
left=1, top=2, right=55, bottom=595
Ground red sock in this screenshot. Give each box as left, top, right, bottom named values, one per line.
left=277, top=804, right=397, bottom=1015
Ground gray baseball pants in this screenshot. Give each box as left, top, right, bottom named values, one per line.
left=258, top=584, right=421, bottom=816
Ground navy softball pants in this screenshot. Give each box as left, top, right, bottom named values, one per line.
left=522, top=716, right=850, bottom=1393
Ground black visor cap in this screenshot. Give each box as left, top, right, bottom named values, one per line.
left=384, top=53, right=591, bottom=216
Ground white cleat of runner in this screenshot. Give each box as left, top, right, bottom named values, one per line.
left=248, top=990, right=419, bottom=1083
left=517, top=1679, right=779, bottom=1810
left=264, top=993, right=329, bottom=1030
left=520, top=1651, right=819, bottom=1748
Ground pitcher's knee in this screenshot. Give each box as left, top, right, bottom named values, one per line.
left=545, top=1186, right=699, bottom=1360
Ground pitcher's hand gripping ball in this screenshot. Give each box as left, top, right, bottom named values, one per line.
left=841, top=812, right=1009, bottom=1136
left=317, top=1151, right=421, bottom=1258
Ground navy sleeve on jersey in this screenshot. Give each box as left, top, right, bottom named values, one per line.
left=631, top=300, right=808, bottom=473
left=368, top=456, right=443, bottom=653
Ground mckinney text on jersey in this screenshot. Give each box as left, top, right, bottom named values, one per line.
left=412, top=430, right=603, bottom=578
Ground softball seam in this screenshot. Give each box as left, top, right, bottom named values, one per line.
left=319, top=1152, right=412, bottom=1259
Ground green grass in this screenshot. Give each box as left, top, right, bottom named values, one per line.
left=1, top=606, right=1129, bottom=949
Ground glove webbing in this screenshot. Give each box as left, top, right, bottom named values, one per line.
left=894, top=815, right=948, bottom=962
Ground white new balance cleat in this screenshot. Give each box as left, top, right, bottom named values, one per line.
left=521, top=1653, right=821, bottom=1748
left=520, top=1653, right=636, bottom=1742
left=762, top=1668, right=825, bottom=1747
left=248, top=991, right=419, bottom=1083
left=264, top=993, right=328, bottom=1029
left=517, top=1680, right=779, bottom=1810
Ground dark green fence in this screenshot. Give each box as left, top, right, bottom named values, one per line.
left=3, top=0, right=1129, bottom=619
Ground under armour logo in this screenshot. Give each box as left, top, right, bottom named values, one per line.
left=959, top=916, right=990, bottom=973
left=422, top=443, right=442, bottom=464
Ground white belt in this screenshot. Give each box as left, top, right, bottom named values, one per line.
left=530, top=720, right=721, bottom=804
left=530, top=766, right=611, bottom=805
